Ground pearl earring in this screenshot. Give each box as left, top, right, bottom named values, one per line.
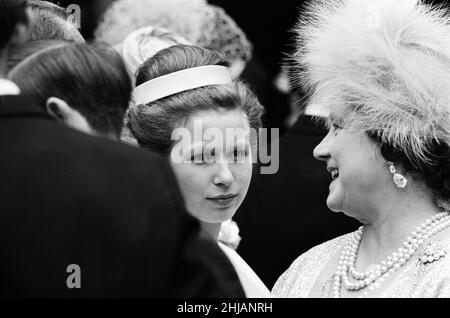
left=388, top=162, right=407, bottom=188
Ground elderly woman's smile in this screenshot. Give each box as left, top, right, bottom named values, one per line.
left=328, top=168, right=339, bottom=180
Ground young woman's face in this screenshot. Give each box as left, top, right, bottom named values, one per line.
left=313, top=114, right=389, bottom=216
left=169, top=109, right=253, bottom=224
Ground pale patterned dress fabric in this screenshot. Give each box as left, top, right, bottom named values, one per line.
left=272, top=232, right=450, bottom=298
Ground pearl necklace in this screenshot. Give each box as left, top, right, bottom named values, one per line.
left=333, top=211, right=450, bottom=298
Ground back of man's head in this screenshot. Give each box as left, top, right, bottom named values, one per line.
left=0, top=0, right=29, bottom=51
left=6, top=38, right=68, bottom=72
left=8, top=42, right=131, bottom=138
left=27, top=0, right=84, bottom=42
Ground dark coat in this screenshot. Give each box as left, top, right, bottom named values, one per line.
left=0, top=95, right=245, bottom=297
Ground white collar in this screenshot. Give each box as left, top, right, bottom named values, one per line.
left=0, top=78, right=20, bottom=96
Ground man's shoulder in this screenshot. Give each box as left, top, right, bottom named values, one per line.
left=43, top=121, right=166, bottom=174
left=61, top=129, right=175, bottom=190
left=79, top=131, right=164, bottom=168
left=3, top=115, right=175, bottom=199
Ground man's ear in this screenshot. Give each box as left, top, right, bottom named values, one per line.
left=46, top=97, right=70, bottom=121
left=46, top=97, right=94, bottom=136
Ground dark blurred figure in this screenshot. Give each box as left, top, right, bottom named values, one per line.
left=240, top=57, right=290, bottom=135
left=210, top=0, right=301, bottom=134
left=0, top=0, right=244, bottom=297
left=0, top=0, right=29, bottom=78
left=210, top=0, right=299, bottom=79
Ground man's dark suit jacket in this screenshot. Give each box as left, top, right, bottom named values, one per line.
left=235, top=115, right=360, bottom=288
left=0, top=95, right=245, bottom=297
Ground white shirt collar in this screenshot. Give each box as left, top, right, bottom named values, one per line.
left=0, top=78, right=20, bottom=96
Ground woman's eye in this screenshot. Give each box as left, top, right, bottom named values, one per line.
left=191, top=149, right=216, bottom=165
left=233, top=149, right=248, bottom=162
left=191, top=153, right=205, bottom=165
left=331, top=123, right=343, bottom=135
left=332, top=123, right=342, bottom=130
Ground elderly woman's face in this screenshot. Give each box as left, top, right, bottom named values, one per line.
left=169, top=109, right=253, bottom=224
left=313, top=115, right=388, bottom=215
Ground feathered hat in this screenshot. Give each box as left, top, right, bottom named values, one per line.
left=294, top=0, right=450, bottom=168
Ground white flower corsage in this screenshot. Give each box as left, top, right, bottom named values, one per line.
left=218, top=219, right=241, bottom=250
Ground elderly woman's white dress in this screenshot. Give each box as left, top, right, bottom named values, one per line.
left=272, top=232, right=450, bottom=298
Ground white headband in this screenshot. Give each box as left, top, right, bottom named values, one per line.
left=133, top=65, right=233, bottom=105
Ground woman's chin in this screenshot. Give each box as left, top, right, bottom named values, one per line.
left=202, top=208, right=236, bottom=223
left=326, top=183, right=346, bottom=212
left=326, top=197, right=343, bottom=213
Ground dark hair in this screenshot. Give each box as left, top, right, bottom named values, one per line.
left=128, top=45, right=264, bottom=155
left=27, top=0, right=83, bottom=42
left=8, top=42, right=132, bottom=137
left=0, top=0, right=29, bottom=50
left=369, top=132, right=450, bottom=208
left=7, top=39, right=69, bottom=72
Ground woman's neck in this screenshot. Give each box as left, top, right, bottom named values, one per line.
left=357, top=189, right=443, bottom=267
left=201, top=221, right=222, bottom=241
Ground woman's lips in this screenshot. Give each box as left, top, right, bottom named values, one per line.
left=207, top=194, right=238, bottom=207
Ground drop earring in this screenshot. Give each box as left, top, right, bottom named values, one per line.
left=388, top=162, right=407, bottom=189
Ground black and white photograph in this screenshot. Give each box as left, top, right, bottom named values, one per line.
left=1, top=0, right=450, bottom=305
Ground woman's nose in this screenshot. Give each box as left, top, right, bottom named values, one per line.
left=313, top=134, right=331, bottom=162
left=213, top=163, right=234, bottom=187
